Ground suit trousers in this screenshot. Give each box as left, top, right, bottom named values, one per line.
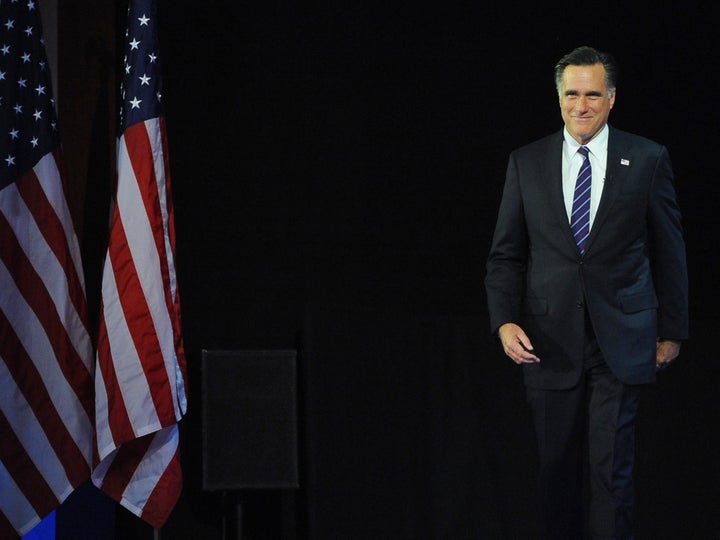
left=526, top=317, right=642, bottom=540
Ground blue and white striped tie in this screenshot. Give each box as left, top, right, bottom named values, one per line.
left=570, top=146, right=592, bottom=254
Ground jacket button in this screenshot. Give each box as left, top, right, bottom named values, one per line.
left=576, top=301, right=584, bottom=308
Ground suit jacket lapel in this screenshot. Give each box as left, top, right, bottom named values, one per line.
left=585, top=126, right=630, bottom=254
left=543, top=132, right=578, bottom=251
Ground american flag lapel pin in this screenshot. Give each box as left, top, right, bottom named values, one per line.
left=620, top=158, right=630, bottom=166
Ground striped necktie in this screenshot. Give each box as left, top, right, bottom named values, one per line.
left=570, top=146, right=592, bottom=254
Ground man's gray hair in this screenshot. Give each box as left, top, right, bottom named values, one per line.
left=554, top=46, right=618, bottom=97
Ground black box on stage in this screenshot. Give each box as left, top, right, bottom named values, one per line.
left=201, top=349, right=299, bottom=490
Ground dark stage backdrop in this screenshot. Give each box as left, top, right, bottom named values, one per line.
left=57, top=1, right=719, bottom=539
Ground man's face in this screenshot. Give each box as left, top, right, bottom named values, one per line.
left=559, top=63, right=615, bottom=144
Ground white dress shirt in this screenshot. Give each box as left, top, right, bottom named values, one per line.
left=562, top=124, right=609, bottom=229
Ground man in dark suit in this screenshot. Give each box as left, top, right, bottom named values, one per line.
left=485, top=46, right=688, bottom=539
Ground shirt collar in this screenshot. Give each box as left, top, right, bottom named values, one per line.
left=563, top=124, right=609, bottom=158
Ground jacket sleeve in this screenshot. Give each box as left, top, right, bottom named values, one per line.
left=647, top=146, right=689, bottom=340
left=484, top=151, right=528, bottom=334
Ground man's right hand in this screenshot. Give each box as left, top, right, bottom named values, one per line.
left=498, top=323, right=540, bottom=364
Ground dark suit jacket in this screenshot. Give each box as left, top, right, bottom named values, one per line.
left=485, top=126, right=689, bottom=389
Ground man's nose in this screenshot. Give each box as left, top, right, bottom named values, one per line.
left=575, top=96, right=589, bottom=110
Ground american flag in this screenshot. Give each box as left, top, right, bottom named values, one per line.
left=0, top=1, right=94, bottom=538
left=90, top=0, right=188, bottom=529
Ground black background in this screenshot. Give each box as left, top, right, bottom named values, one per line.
left=163, top=2, right=719, bottom=327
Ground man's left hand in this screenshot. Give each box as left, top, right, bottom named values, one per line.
left=656, top=339, right=681, bottom=371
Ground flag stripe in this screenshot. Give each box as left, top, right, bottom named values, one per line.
left=93, top=425, right=180, bottom=529
left=157, top=119, right=180, bottom=302
left=20, top=150, right=91, bottom=338
left=124, top=426, right=181, bottom=528
left=95, top=307, right=137, bottom=457
left=0, top=178, right=94, bottom=474
left=0, top=504, right=20, bottom=540
left=156, top=118, right=188, bottom=407
left=0, top=309, right=89, bottom=489
left=108, top=158, right=175, bottom=422
left=102, top=207, right=165, bottom=438
left=0, top=457, right=41, bottom=538
left=120, top=121, right=182, bottom=417
left=0, top=171, right=94, bottom=422
left=0, top=410, right=59, bottom=519
left=100, top=434, right=153, bottom=501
